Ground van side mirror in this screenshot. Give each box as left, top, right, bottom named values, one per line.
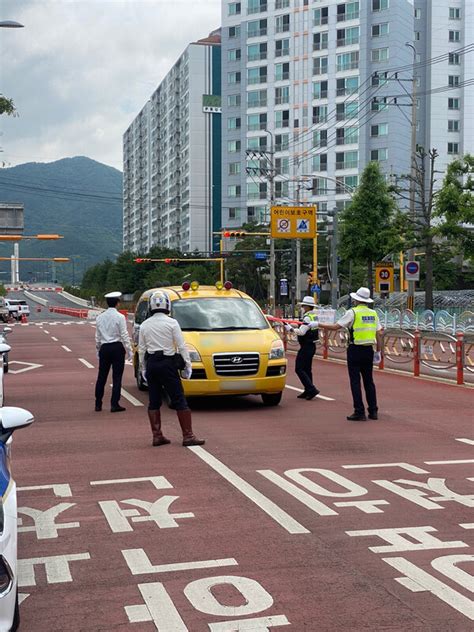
left=2, top=327, right=12, bottom=334
left=0, top=407, right=34, bottom=431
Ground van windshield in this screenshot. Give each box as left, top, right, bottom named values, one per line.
left=172, top=298, right=269, bottom=331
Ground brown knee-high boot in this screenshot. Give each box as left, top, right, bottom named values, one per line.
left=177, top=409, right=205, bottom=447
left=148, top=409, right=171, bottom=446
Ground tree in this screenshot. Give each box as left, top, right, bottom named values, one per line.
left=339, top=161, right=403, bottom=294
left=0, top=95, right=16, bottom=116
left=434, top=154, right=474, bottom=259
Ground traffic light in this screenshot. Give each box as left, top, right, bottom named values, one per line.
left=223, top=231, right=247, bottom=238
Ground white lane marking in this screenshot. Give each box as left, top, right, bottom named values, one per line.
left=51, top=336, right=58, bottom=342
left=284, top=383, right=334, bottom=401
left=108, top=385, right=144, bottom=407
left=79, top=358, right=94, bottom=369
left=8, top=361, right=43, bottom=375
left=425, top=459, right=474, bottom=465
left=343, top=463, right=429, bottom=474
left=61, top=345, right=72, bottom=352
left=122, top=549, right=238, bottom=575
left=43, top=330, right=50, bottom=334
left=90, top=477, right=171, bottom=489
left=455, top=438, right=474, bottom=446
left=188, top=446, right=309, bottom=534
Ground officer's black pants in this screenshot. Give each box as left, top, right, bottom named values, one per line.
left=295, top=342, right=317, bottom=393
left=95, top=342, right=125, bottom=407
left=146, top=355, right=188, bottom=411
left=347, top=344, right=377, bottom=415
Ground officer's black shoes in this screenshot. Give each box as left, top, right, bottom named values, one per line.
left=111, top=405, right=126, bottom=413
left=347, top=413, right=367, bottom=421
left=153, top=437, right=171, bottom=446
left=305, top=389, right=320, bottom=400
left=95, top=404, right=102, bottom=412
left=182, top=437, right=206, bottom=447
left=297, top=392, right=308, bottom=399
left=368, top=412, right=378, bottom=420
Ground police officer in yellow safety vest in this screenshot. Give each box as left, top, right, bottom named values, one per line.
left=284, top=296, right=320, bottom=400
left=319, top=287, right=383, bottom=421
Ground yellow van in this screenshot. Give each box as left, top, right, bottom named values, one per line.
left=133, top=282, right=286, bottom=405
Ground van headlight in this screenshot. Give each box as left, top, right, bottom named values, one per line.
left=269, top=339, right=285, bottom=360
left=185, top=344, right=201, bottom=363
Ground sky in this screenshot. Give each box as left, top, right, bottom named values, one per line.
left=0, top=0, right=221, bottom=171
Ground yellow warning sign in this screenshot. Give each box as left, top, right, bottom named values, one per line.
left=270, top=206, right=317, bottom=239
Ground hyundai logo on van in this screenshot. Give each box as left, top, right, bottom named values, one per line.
left=231, top=356, right=243, bottom=364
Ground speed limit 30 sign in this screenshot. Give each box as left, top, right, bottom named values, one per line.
left=375, top=262, right=394, bottom=293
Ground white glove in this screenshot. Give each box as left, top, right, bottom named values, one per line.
left=374, top=351, right=382, bottom=365
left=182, top=366, right=192, bottom=380
left=284, top=323, right=293, bottom=332
left=141, top=369, right=147, bottom=381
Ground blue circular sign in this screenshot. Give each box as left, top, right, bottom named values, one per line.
left=406, top=261, right=419, bottom=274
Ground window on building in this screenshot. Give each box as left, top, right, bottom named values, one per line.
left=312, top=80, right=328, bottom=99
left=336, top=51, right=359, bottom=71
left=275, top=85, right=290, bottom=104
left=338, top=175, right=358, bottom=192
left=248, top=66, right=268, bottom=84
left=448, top=119, right=460, bottom=132
left=228, top=184, right=241, bottom=197
left=372, top=0, right=388, bottom=11
left=228, top=25, right=241, bottom=38
left=247, top=136, right=267, bottom=150
left=313, top=7, right=329, bottom=26
left=449, top=52, right=460, bottom=65
left=247, top=182, right=267, bottom=200
left=275, top=133, right=289, bottom=151
left=227, top=71, right=241, bottom=84
left=228, top=162, right=241, bottom=175
left=337, top=26, right=360, bottom=47
left=247, top=0, right=267, bottom=15
left=275, top=180, right=289, bottom=198
left=337, top=2, right=360, bottom=22
left=336, top=127, right=358, bottom=145
left=275, top=14, right=290, bottom=33
left=448, top=75, right=460, bottom=87
left=336, top=150, right=358, bottom=169
left=313, top=32, right=329, bottom=51
left=275, top=38, right=290, bottom=57
left=336, top=76, right=359, bottom=96
left=228, top=2, right=241, bottom=16
left=313, top=56, right=329, bottom=75
left=313, top=105, right=328, bottom=123
left=248, top=42, right=267, bottom=61
left=449, top=30, right=461, bottom=42
left=370, top=148, right=388, bottom=161
left=227, top=117, right=241, bottom=130
left=247, top=113, right=267, bottom=131
left=228, top=48, right=241, bottom=62
left=448, top=97, right=460, bottom=109
left=275, top=62, right=290, bottom=81
left=275, top=156, right=289, bottom=175
left=312, top=153, right=328, bottom=171
left=371, top=122, right=388, bottom=136
left=415, top=31, right=421, bottom=41
left=275, top=0, right=290, bottom=8
left=371, top=22, right=389, bottom=38
left=371, top=47, right=389, bottom=62
left=447, top=142, right=459, bottom=154
left=228, top=139, right=241, bottom=153
left=449, top=7, right=461, bottom=19
left=414, top=8, right=421, bottom=18
left=371, top=98, right=388, bottom=111
left=313, top=129, right=328, bottom=148
left=247, top=18, right=267, bottom=37
left=313, top=177, right=328, bottom=195
left=228, top=207, right=241, bottom=220
left=275, top=109, right=290, bottom=128
left=227, top=94, right=241, bottom=107
left=247, top=89, right=267, bottom=107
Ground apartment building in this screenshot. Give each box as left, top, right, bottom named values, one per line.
left=414, top=0, right=473, bottom=175
left=123, top=32, right=221, bottom=253
left=221, top=0, right=419, bottom=228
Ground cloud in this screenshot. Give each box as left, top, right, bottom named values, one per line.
left=0, top=0, right=221, bottom=169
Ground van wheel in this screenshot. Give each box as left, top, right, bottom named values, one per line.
left=261, top=392, right=282, bottom=406
left=135, top=359, right=147, bottom=391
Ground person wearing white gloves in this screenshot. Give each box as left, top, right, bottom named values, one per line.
left=319, top=287, right=383, bottom=421
left=138, top=290, right=205, bottom=447
left=285, top=296, right=320, bottom=400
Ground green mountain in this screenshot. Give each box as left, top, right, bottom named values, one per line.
left=0, top=156, right=123, bottom=284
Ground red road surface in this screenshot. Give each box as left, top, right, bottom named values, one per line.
left=6, top=320, right=474, bottom=631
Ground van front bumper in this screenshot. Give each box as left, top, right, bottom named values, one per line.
left=183, top=372, right=286, bottom=397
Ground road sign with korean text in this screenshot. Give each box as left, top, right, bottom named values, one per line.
left=375, top=262, right=394, bottom=293
left=271, top=206, right=317, bottom=239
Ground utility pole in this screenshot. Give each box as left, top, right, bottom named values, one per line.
left=406, top=42, right=418, bottom=312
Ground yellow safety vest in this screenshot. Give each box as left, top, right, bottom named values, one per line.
left=350, top=305, right=377, bottom=345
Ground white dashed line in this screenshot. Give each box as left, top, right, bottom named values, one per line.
left=43, top=330, right=50, bottom=334
left=51, top=336, right=58, bottom=342
left=110, top=385, right=144, bottom=407
left=61, top=345, right=72, bottom=352
left=284, top=384, right=335, bottom=401
left=79, top=358, right=94, bottom=369
left=455, top=438, right=474, bottom=446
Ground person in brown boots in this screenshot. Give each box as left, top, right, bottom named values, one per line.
left=138, top=290, right=205, bottom=447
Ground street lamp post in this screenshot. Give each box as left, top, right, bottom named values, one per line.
left=406, top=42, right=418, bottom=312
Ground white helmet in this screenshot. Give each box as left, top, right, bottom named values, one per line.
left=149, top=291, right=171, bottom=313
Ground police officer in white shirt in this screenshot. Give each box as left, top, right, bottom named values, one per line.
left=94, top=291, right=132, bottom=413
left=138, top=290, right=205, bottom=447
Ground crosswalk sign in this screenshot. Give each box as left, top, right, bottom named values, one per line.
left=297, top=219, right=310, bottom=233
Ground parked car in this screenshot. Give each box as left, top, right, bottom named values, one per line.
left=0, top=406, right=34, bottom=631
left=133, top=282, right=287, bottom=406
left=4, top=301, right=29, bottom=322
left=0, top=300, right=9, bottom=324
